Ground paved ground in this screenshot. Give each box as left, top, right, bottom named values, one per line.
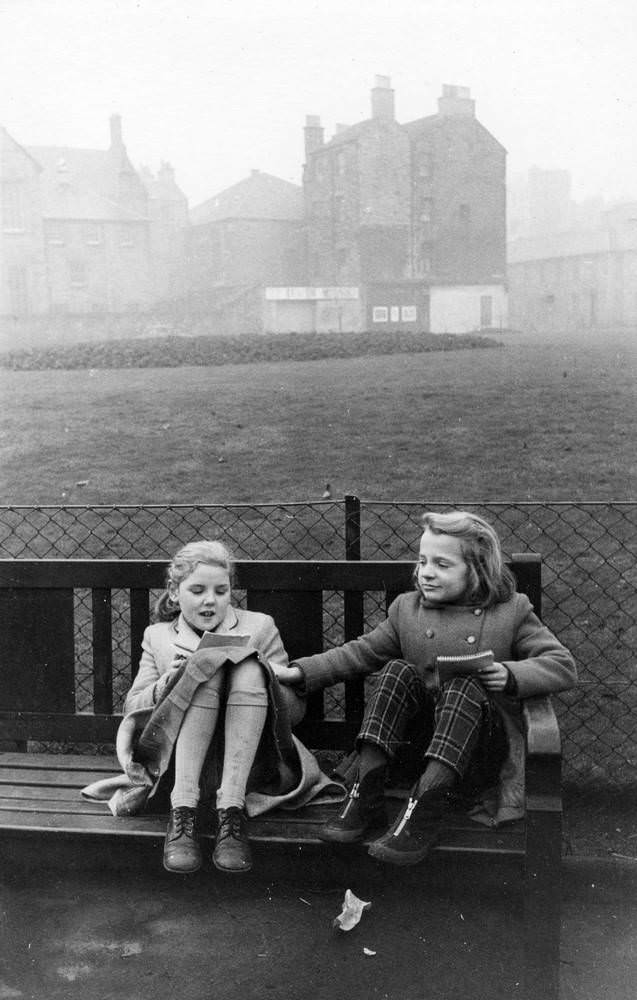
left=0, top=841, right=635, bottom=1000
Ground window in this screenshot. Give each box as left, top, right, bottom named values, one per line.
left=417, top=151, right=433, bottom=180
left=85, top=223, right=103, bottom=245
left=8, top=266, right=29, bottom=313
left=480, top=294, right=493, bottom=328
left=69, top=260, right=87, bottom=287
left=401, top=305, right=417, bottom=322
left=415, top=242, right=432, bottom=277
left=3, top=182, right=25, bottom=230
left=120, top=227, right=135, bottom=247
left=390, top=306, right=400, bottom=322
left=459, top=203, right=471, bottom=223
left=419, top=199, right=433, bottom=223
left=47, top=222, right=65, bottom=245
left=372, top=306, right=388, bottom=323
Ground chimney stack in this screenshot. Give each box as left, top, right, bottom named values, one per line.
left=109, top=113, right=124, bottom=149
left=304, top=115, right=324, bottom=159
left=437, top=85, right=475, bottom=117
left=371, top=75, right=395, bottom=120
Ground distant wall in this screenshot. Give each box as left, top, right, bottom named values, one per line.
left=429, top=284, right=507, bottom=333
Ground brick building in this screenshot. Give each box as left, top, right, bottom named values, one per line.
left=300, top=78, right=507, bottom=333
left=0, top=116, right=188, bottom=318
left=0, top=127, right=48, bottom=316
left=184, top=78, right=507, bottom=335
left=508, top=202, right=637, bottom=334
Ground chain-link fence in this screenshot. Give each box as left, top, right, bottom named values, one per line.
left=1, top=498, right=635, bottom=791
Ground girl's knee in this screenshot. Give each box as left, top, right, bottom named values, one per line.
left=381, top=659, right=421, bottom=685
left=227, top=656, right=267, bottom=693
left=441, top=675, right=488, bottom=702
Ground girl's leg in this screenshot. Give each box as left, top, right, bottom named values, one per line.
left=164, top=672, right=224, bottom=874
left=213, top=656, right=268, bottom=873
left=172, top=677, right=223, bottom=808
left=320, top=659, right=427, bottom=843
left=369, top=676, right=489, bottom=866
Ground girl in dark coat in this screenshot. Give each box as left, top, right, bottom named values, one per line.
left=276, top=511, right=576, bottom=866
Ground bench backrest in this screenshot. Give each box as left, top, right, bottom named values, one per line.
left=0, top=555, right=541, bottom=749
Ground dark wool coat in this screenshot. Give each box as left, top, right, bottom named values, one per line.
left=293, top=591, right=577, bottom=823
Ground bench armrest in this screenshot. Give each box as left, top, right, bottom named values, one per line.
left=522, top=695, right=561, bottom=757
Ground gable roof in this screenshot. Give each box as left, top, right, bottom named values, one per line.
left=190, top=171, right=303, bottom=225
left=403, top=113, right=506, bottom=152
left=1, top=126, right=43, bottom=171
left=26, top=144, right=148, bottom=221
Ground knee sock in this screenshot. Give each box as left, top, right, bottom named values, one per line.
left=216, top=688, right=268, bottom=811
left=171, top=684, right=221, bottom=810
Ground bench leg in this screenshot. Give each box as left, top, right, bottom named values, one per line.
left=523, top=803, right=562, bottom=1000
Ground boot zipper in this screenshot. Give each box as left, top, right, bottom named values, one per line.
left=340, top=781, right=359, bottom=819
left=393, top=797, right=417, bottom=837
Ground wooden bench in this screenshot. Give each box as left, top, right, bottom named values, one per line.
left=0, top=555, right=562, bottom=998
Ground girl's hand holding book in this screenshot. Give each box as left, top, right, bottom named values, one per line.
left=477, top=660, right=510, bottom=691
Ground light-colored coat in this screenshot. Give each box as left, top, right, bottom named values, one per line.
left=125, top=606, right=304, bottom=725
left=294, top=590, right=577, bottom=822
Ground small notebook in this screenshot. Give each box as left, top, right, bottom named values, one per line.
left=435, top=649, right=494, bottom=686
left=197, top=632, right=251, bottom=650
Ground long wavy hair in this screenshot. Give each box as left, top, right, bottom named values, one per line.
left=154, top=539, right=235, bottom=622
left=418, top=511, right=516, bottom=607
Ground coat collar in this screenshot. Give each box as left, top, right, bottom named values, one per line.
left=170, top=606, right=240, bottom=652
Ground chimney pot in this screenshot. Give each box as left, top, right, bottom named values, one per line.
left=371, top=75, right=395, bottom=120
left=304, top=114, right=324, bottom=158
left=437, top=85, right=475, bottom=117
left=110, top=113, right=123, bottom=148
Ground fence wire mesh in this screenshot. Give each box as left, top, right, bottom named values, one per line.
left=1, top=499, right=635, bottom=792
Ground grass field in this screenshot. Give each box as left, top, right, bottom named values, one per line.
left=0, top=328, right=635, bottom=854
left=0, top=333, right=635, bottom=505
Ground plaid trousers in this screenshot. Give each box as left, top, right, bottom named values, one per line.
left=357, top=658, right=505, bottom=782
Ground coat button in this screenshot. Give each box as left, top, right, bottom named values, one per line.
left=426, top=628, right=435, bottom=638
left=473, top=608, right=483, bottom=616
left=466, top=635, right=477, bottom=644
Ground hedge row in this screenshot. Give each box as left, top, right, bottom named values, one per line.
left=0, top=329, right=502, bottom=371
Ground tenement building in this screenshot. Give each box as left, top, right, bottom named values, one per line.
left=0, top=116, right=188, bottom=317
left=188, top=78, right=507, bottom=335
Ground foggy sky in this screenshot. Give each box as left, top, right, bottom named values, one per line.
left=1, top=0, right=636, bottom=208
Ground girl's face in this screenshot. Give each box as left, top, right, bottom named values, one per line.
left=416, top=529, right=470, bottom=604
left=170, top=563, right=232, bottom=632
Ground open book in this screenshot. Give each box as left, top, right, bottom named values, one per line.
left=197, top=632, right=251, bottom=650
left=435, top=649, right=494, bottom=687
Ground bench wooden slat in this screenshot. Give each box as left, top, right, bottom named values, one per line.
left=130, top=587, right=150, bottom=686
left=0, top=559, right=416, bottom=592
left=0, top=752, right=119, bottom=772
left=92, top=588, right=113, bottom=713
left=0, top=767, right=115, bottom=787
left=0, top=796, right=525, bottom=853
left=0, top=784, right=102, bottom=801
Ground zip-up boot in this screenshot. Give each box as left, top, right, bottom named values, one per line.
left=318, top=765, right=388, bottom=844
left=367, top=786, right=453, bottom=866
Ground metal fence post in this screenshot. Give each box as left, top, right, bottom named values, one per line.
left=344, top=494, right=365, bottom=721
left=344, top=494, right=361, bottom=560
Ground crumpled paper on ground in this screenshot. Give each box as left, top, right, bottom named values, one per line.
left=333, top=889, right=372, bottom=931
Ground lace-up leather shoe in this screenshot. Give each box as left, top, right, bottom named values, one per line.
left=367, top=787, right=453, bottom=866
left=213, top=807, right=253, bottom=873
left=163, top=806, right=202, bottom=873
